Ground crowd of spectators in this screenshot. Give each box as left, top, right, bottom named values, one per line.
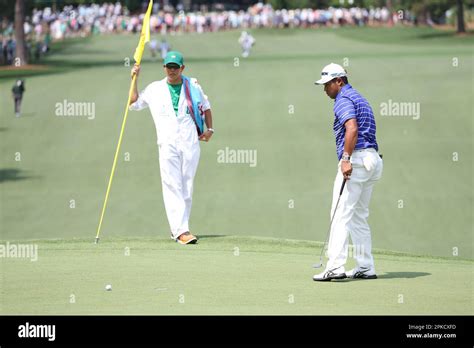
left=1, top=1, right=415, bottom=65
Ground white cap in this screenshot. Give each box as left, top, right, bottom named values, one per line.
left=315, top=63, right=347, bottom=85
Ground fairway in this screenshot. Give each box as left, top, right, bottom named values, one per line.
left=0, top=27, right=473, bottom=315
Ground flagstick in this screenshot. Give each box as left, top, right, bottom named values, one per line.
left=94, top=0, right=152, bottom=243
left=95, top=75, right=137, bottom=244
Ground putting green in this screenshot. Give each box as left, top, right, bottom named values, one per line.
left=1, top=236, right=471, bottom=315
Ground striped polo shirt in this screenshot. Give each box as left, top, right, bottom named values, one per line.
left=333, top=84, right=378, bottom=160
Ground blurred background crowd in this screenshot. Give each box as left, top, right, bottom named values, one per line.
left=1, top=0, right=471, bottom=66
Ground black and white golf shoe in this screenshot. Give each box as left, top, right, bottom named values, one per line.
left=313, top=269, right=347, bottom=282
left=345, top=267, right=377, bottom=280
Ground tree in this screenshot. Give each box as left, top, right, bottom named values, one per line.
left=456, top=0, right=466, bottom=33
left=14, top=0, right=27, bottom=66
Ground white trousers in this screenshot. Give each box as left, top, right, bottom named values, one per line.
left=158, top=142, right=200, bottom=239
left=325, top=148, right=383, bottom=273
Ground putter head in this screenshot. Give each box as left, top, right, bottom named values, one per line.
left=312, top=262, right=323, bottom=269
left=94, top=237, right=100, bottom=244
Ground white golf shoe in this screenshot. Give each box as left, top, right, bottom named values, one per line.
left=313, top=268, right=347, bottom=282
left=345, top=267, right=377, bottom=279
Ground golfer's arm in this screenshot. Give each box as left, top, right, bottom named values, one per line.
left=204, top=109, right=213, bottom=129
left=343, top=119, right=358, bottom=156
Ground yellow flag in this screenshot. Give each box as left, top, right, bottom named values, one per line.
left=133, top=0, right=153, bottom=64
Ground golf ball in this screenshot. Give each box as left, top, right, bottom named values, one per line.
left=105, top=284, right=112, bottom=291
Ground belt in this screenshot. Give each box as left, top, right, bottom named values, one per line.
left=353, top=148, right=377, bottom=153
left=352, top=148, right=383, bottom=159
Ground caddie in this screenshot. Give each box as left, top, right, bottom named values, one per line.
left=129, top=51, right=214, bottom=245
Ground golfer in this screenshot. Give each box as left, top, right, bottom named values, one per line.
left=313, top=63, right=383, bottom=281
left=129, top=51, right=214, bottom=245
left=12, top=79, right=25, bottom=117
left=238, top=31, right=255, bottom=58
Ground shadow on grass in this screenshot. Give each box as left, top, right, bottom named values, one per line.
left=417, top=31, right=455, bottom=39
left=0, top=36, right=116, bottom=79
left=0, top=169, right=37, bottom=183
left=417, top=30, right=474, bottom=40
left=0, top=52, right=325, bottom=80
left=325, top=271, right=431, bottom=283
left=0, top=127, right=7, bottom=132
left=197, top=235, right=228, bottom=240
left=52, top=48, right=112, bottom=56
left=0, top=58, right=123, bottom=79
left=48, top=36, right=95, bottom=54
left=334, top=26, right=474, bottom=45
left=378, top=272, right=431, bottom=279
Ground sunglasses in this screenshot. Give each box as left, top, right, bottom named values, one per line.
left=165, top=64, right=180, bottom=70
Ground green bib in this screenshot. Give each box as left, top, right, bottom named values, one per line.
left=167, top=82, right=182, bottom=116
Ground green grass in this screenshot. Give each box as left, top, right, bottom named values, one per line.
left=0, top=26, right=472, bottom=314
left=332, top=26, right=474, bottom=44
left=1, top=236, right=472, bottom=315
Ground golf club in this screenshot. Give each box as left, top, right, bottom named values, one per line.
left=312, top=178, right=346, bottom=268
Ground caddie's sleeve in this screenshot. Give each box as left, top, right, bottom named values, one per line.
left=129, top=85, right=149, bottom=111
left=193, top=80, right=211, bottom=111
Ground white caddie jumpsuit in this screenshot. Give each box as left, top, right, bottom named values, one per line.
left=129, top=77, right=211, bottom=239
